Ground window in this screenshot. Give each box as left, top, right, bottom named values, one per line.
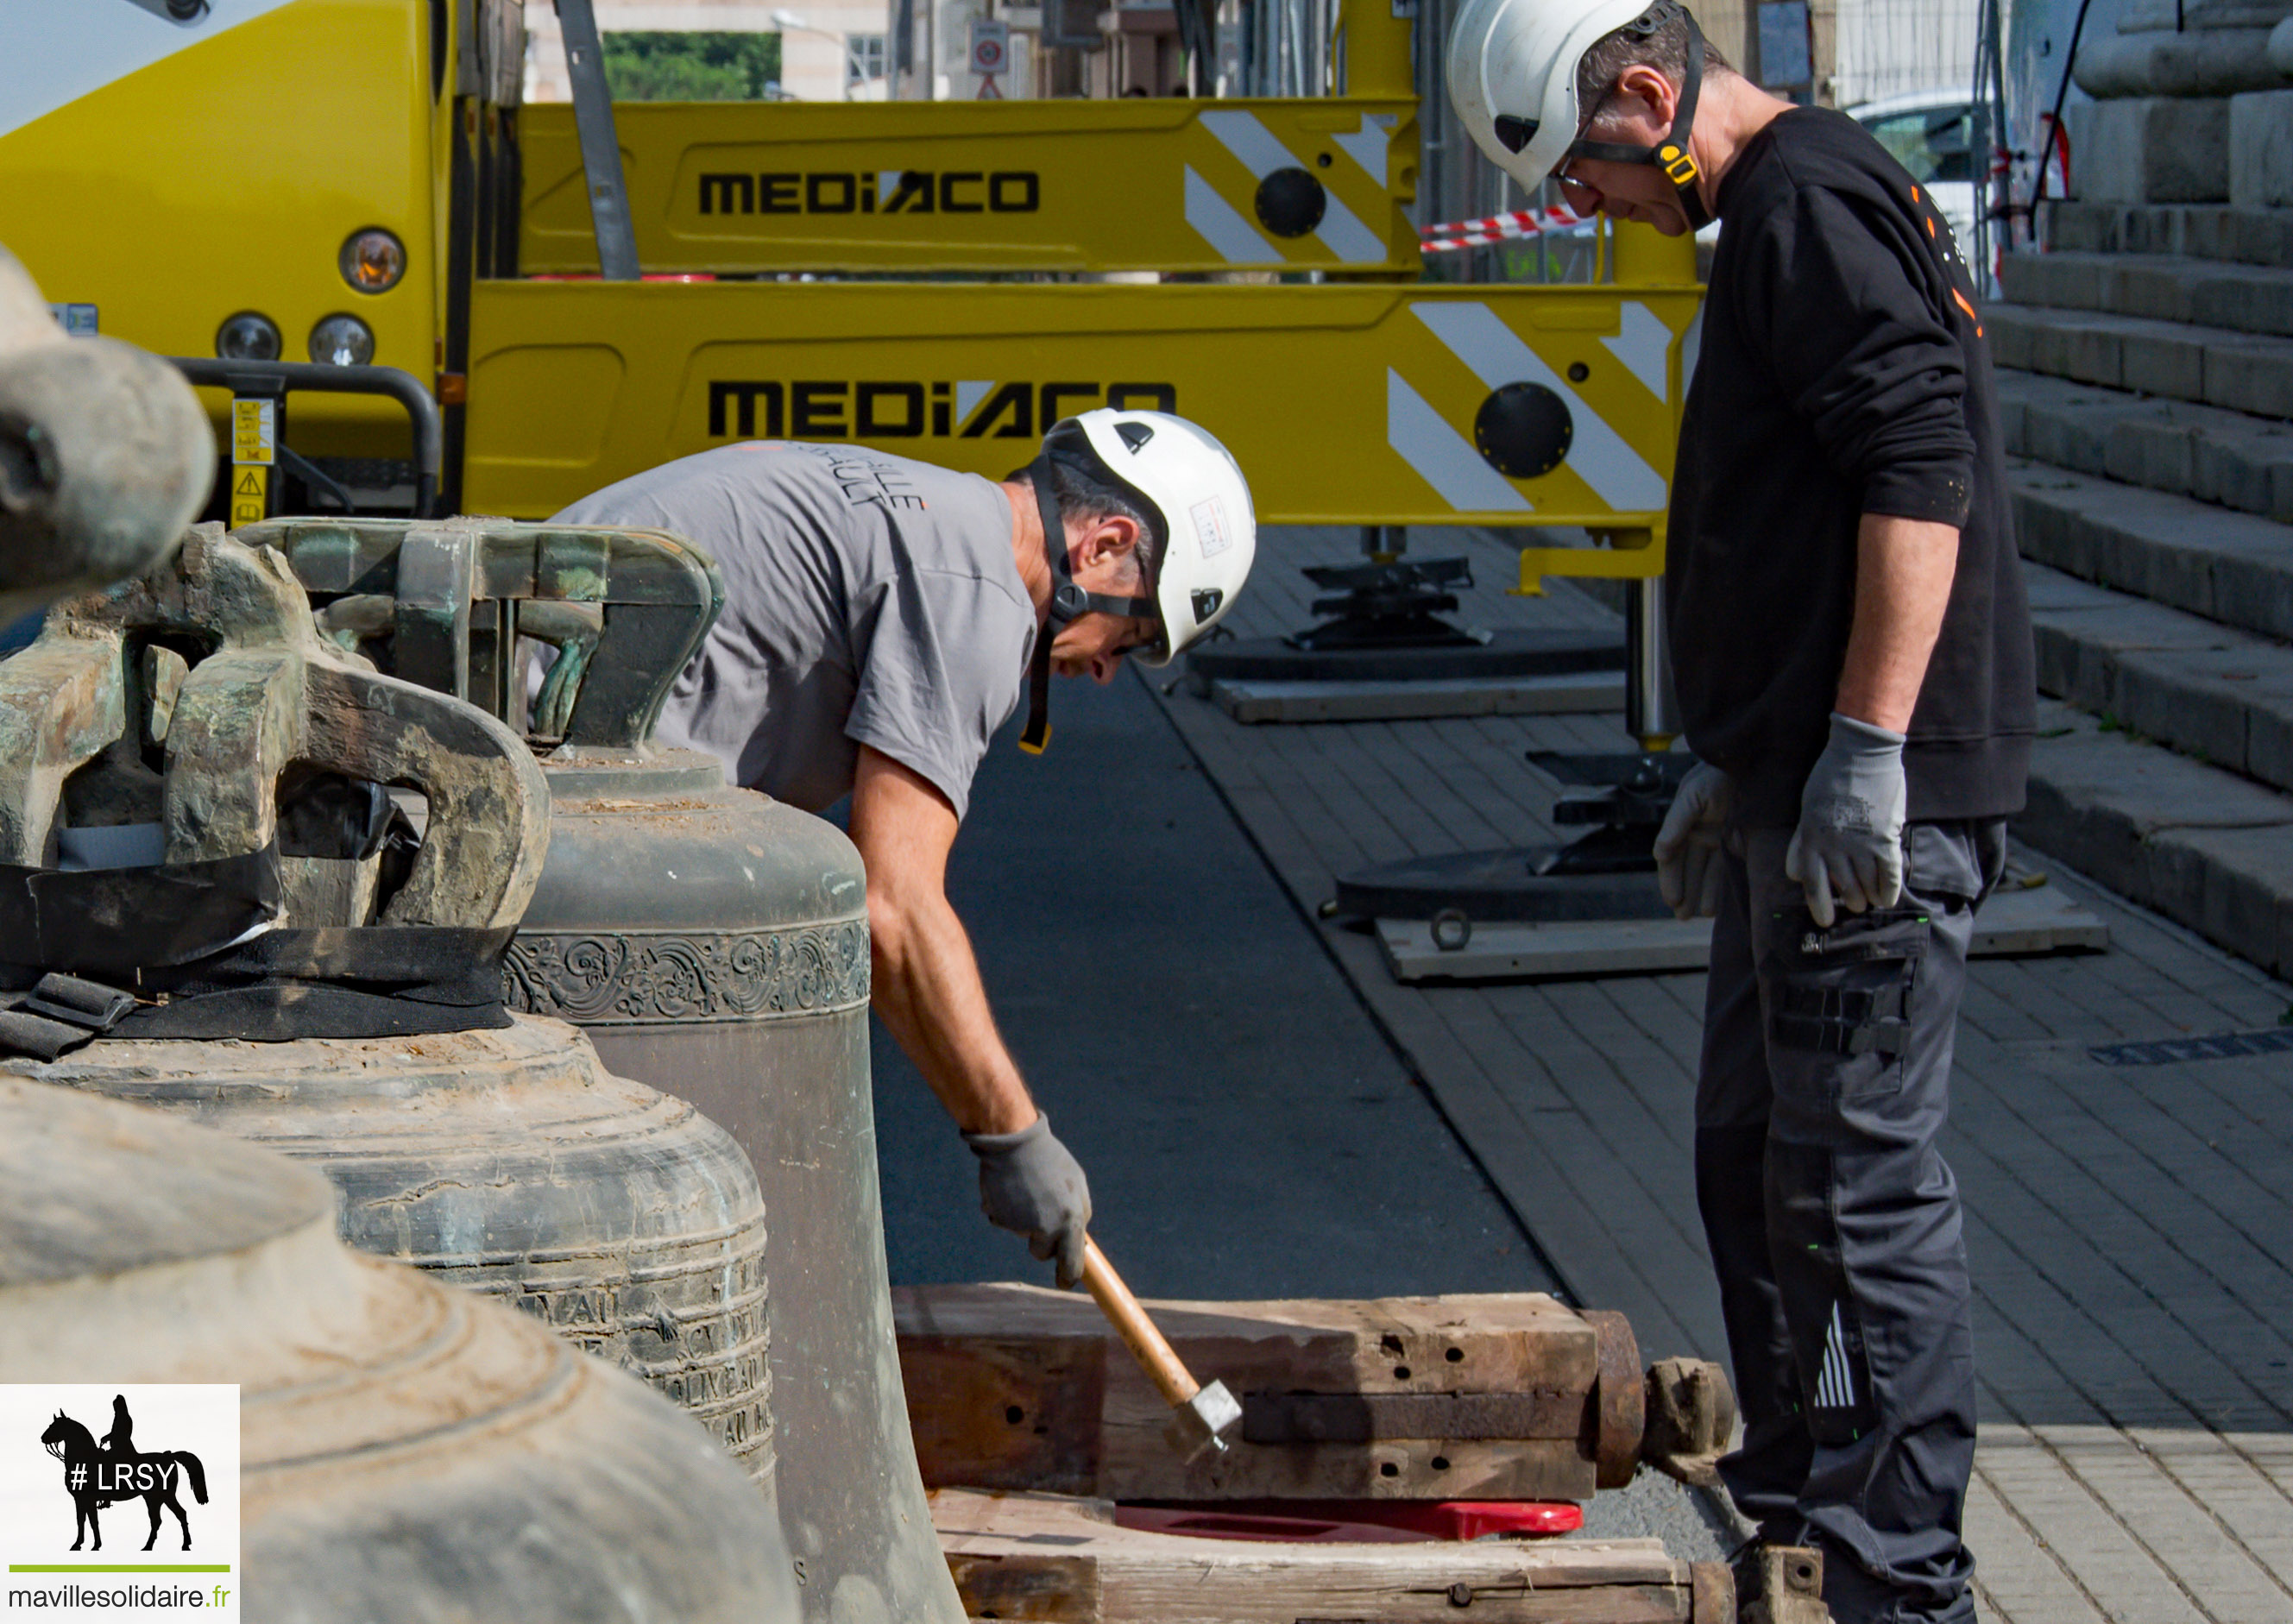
left=846, top=32, right=887, bottom=88
left=1859, top=104, right=1973, bottom=185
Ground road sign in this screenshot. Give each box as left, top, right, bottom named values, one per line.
left=969, top=18, right=1009, bottom=78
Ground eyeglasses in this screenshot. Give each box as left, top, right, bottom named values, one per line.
left=1553, top=82, right=1621, bottom=211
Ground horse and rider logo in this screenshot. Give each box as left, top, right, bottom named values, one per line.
left=38, top=1395, right=210, bottom=1552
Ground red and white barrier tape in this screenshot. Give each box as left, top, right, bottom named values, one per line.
left=1418, top=205, right=1595, bottom=254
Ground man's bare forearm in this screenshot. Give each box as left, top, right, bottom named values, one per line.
left=869, top=888, right=1038, bottom=1136
left=1835, top=513, right=1960, bottom=732
left=847, top=745, right=1038, bottom=1137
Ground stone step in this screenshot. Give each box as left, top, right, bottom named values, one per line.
left=2044, top=198, right=2293, bottom=267
left=1985, top=301, right=2293, bottom=419
left=2016, top=696, right=2293, bottom=979
left=1998, top=249, right=2293, bottom=337
left=1996, top=366, right=2293, bottom=522
left=2026, top=559, right=2293, bottom=792
left=2009, top=458, right=2293, bottom=643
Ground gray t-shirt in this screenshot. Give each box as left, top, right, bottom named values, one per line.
left=551, top=441, right=1034, bottom=820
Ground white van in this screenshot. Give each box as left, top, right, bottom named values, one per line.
left=1848, top=89, right=1979, bottom=255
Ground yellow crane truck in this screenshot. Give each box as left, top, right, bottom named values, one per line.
left=3, top=0, right=1698, bottom=601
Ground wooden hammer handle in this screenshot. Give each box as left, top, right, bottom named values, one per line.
left=1080, top=1237, right=1200, bottom=1407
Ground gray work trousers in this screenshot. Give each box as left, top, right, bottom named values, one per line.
left=1697, top=821, right=2005, bottom=1624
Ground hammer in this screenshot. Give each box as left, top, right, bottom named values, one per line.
left=1080, top=1237, right=1243, bottom=1463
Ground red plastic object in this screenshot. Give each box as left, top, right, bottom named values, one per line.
left=1114, top=1500, right=1584, bottom=1545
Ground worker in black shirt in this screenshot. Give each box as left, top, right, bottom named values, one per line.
left=1448, top=4, right=2033, bottom=1622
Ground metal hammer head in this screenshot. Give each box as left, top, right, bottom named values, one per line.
left=1162, top=1379, right=1244, bottom=1463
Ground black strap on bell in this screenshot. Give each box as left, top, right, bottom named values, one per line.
left=1562, top=3, right=1714, bottom=231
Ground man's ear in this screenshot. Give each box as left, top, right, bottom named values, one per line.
left=1077, top=513, right=1143, bottom=581
left=1614, top=62, right=1679, bottom=132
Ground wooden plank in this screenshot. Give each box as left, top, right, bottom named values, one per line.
left=894, top=1286, right=1610, bottom=1503
left=1376, top=884, right=2112, bottom=983
left=1207, top=672, right=1623, bottom=726
left=931, top=1489, right=1696, bottom=1624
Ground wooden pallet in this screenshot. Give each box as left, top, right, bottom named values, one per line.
left=1376, top=878, right=2110, bottom=983
left=1206, top=671, right=1624, bottom=724
left=932, top=1487, right=1727, bottom=1624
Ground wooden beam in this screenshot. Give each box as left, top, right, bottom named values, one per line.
left=896, top=1287, right=1615, bottom=1502
left=931, top=1489, right=1717, bottom=1624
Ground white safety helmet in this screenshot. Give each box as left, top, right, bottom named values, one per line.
left=1446, top=0, right=1714, bottom=226
left=1015, top=408, right=1257, bottom=752
left=1045, top=408, right=1256, bottom=666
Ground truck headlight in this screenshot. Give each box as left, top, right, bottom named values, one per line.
left=215, top=311, right=282, bottom=361
left=309, top=314, right=375, bottom=367
left=339, top=229, right=406, bottom=293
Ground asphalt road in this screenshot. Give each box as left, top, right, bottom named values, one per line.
left=867, top=664, right=1559, bottom=1302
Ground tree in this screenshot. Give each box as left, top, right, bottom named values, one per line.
left=602, top=32, right=784, bottom=100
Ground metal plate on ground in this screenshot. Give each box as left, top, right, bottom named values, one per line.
left=1208, top=670, right=1623, bottom=724
left=1376, top=882, right=2112, bottom=983
left=1336, top=847, right=1667, bottom=922
left=1187, top=627, right=1625, bottom=684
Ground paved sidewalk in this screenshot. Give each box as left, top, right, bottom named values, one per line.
left=1145, top=526, right=2293, bottom=1624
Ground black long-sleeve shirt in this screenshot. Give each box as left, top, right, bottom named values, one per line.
left=1666, top=106, right=2033, bottom=826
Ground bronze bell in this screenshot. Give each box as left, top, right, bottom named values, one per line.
left=0, top=1075, right=802, bottom=1621
left=0, top=246, right=211, bottom=621
left=0, top=529, right=784, bottom=1495
left=254, top=515, right=966, bottom=1624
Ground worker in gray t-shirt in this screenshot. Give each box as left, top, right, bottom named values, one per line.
left=551, top=410, right=1257, bottom=1287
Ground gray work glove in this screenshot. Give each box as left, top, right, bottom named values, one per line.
left=962, top=1112, right=1093, bottom=1289
left=1651, top=761, right=1732, bottom=921
left=1785, top=712, right=1909, bottom=928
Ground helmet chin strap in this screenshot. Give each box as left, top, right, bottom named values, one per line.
left=1017, top=456, right=1160, bottom=756
left=1563, top=7, right=1713, bottom=231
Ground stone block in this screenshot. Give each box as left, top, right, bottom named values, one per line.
left=2031, top=619, right=2109, bottom=711
left=1987, top=308, right=2038, bottom=371
left=2000, top=254, right=2107, bottom=312
left=2068, top=98, right=2231, bottom=203
left=2201, top=534, right=2293, bottom=640
left=2009, top=478, right=2109, bottom=581
left=2230, top=89, right=2293, bottom=207
left=2230, top=202, right=2293, bottom=259
left=2126, top=0, right=2293, bottom=32
left=2021, top=565, right=2123, bottom=614
left=2025, top=393, right=2121, bottom=474
left=2009, top=462, right=2293, bottom=642
left=2121, top=326, right=2207, bottom=396
left=2105, top=259, right=2195, bottom=322
left=2181, top=205, right=2240, bottom=255
left=2077, top=27, right=2290, bottom=97
left=2016, top=702, right=2293, bottom=973
left=2186, top=262, right=2293, bottom=334
left=2042, top=198, right=2293, bottom=262
left=2145, top=823, right=2293, bottom=974
left=1997, top=255, right=2051, bottom=306
left=2105, top=412, right=2202, bottom=495
left=2245, top=678, right=2293, bottom=784
left=2056, top=320, right=2126, bottom=386
left=2113, top=649, right=2256, bottom=772
left=2199, top=336, right=2293, bottom=415
left=2182, top=645, right=2293, bottom=787
left=2041, top=201, right=2118, bottom=251
left=2191, top=418, right=2293, bottom=512
left=1996, top=390, right=2029, bottom=454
